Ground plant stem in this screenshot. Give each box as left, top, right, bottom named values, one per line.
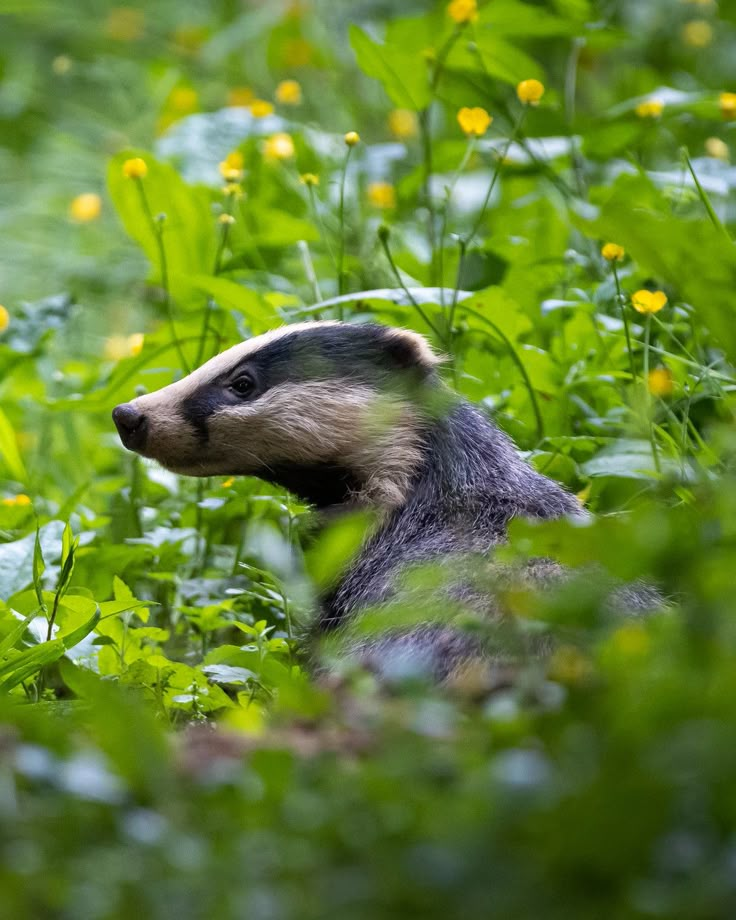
left=336, top=145, right=354, bottom=308
left=613, top=264, right=637, bottom=384
left=643, top=313, right=662, bottom=474
left=134, top=178, right=189, bottom=373
left=378, top=231, right=445, bottom=341
left=682, top=147, right=731, bottom=239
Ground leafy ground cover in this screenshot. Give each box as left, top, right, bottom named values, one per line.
left=2, top=0, right=736, bottom=916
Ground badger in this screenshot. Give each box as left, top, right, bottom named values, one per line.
left=113, top=321, right=657, bottom=684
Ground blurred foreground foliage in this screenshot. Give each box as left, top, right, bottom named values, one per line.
left=2, top=0, right=736, bottom=916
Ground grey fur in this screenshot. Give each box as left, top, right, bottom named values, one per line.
left=113, top=321, right=661, bottom=686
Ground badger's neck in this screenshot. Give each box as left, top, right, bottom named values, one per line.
left=316, top=401, right=580, bottom=630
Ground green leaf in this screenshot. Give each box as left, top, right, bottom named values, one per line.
left=576, top=174, right=736, bottom=362
left=107, top=150, right=218, bottom=296
left=181, top=274, right=278, bottom=333
left=349, top=25, right=431, bottom=110
left=0, top=407, right=26, bottom=481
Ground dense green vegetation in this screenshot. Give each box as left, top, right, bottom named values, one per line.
left=2, top=0, right=736, bottom=916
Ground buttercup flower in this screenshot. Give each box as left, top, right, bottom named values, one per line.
left=635, top=99, right=664, bottom=119
left=122, top=157, right=148, bottom=179
left=69, top=193, right=102, bottom=222
left=128, top=333, right=144, bottom=356
left=228, top=86, right=254, bottom=107
left=720, top=92, right=736, bottom=119
left=0, top=305, right=8, bottom=333
left=447, top=0, right=478, bottom=24
left=1, top=494, right=31, bottom=507
left=344, top=131, right=360, bottom=147
left=263, top=133, right=295, bottom=160
left=647, top=367, right=674, bottom=398
left=681, top=19, right=713, bottom=48
left=705, top=137, right=729, bottom=160
left=367, top=182, right=397, bottom=209
left=388, top=109, right=418, bottom=140
left=169, top=86, right=198, bottom=114
left=632, top=289, right=667, bottom=313
left=517, top=79, right=545, bottom=106
left=299, top=173, right=320, bottom=186
left=222, top=477, right=235, bottom=488
left=219, top=151, right=244, bottom=182
left=275, top=79, right=302, bottom=105
left=601, top=242, right=625, bottom=262
left=457, top=106, right=492, bottom=136
left=250, top=99, right=274, bottom=118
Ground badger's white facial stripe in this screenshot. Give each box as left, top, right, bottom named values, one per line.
left=121, top=321, right=439, bottom=506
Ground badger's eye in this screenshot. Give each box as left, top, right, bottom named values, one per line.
left=229, top=375, right=255, bottom=397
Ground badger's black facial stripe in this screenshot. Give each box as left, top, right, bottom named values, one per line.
left=242, top=325, right=435, bottom=390
left=180, top=366, right=262, bottom=441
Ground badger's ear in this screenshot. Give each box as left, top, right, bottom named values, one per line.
left=382, top=328, right=443, bottom=371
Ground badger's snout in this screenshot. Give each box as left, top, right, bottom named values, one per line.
left=113, top=403, right=148, bottom=452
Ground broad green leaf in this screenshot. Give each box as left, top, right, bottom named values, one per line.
left=0, top=407, right=26, bottom=482
left=107, top=150, right=218, bottom=295
left=349, top=25, right=431, bottom=111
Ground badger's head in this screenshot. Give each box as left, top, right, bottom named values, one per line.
left=112, top=321, right=442, bottom=509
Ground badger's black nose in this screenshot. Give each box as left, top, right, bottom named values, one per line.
left=112, top=403, right=148, bottom=451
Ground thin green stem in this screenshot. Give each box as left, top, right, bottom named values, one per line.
left=643, top=313, right=662, bottom=474
left=134, top=179, right=189, bottom=373
left=438, top=136, right=476, bottom=303
left=195, top=212, right=233, bottom=368
left=378, top=230, right=445, bottom=341
left=612, top=264, right=637, bottom=384
left=459, top=303, right=545, bottom=443
left=337, top=145, right=354, bottom=306
left=682, top=147, right=731, bottom=239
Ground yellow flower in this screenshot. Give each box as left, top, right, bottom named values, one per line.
left=299, top=173, right=320, bottom=186
left=263, top=133, right=295, bottom=160
left=344, top=131, right=360, bottom=147
left=635, top=99, right=664, bottom=119
left=681, top=19, right=713, bottom=47
left=367, top=182, right=397, bottom=209
left=447, top=0, right=478, bottom=24
left=128, top=333, right=144, bottom=356
left=218, top=213, right=236, bottom=225
left=69, top=193, right=102, bottom=222
left=705, top=136, right=729, bottom=160
left=105, top=7, right=144, bottom=41
left=227, top=86, right=254, bottom=108
left=388, top=109, right=418, bottom=140
left=250, top=99, right=274, bottom=118
left=222, top=183, right=243, bottom=198
left=601, top=242, right=625, bottom=262
left=222, top=477, right=235, bottom=488
left=169, top=86, right=198, bottom=114
left=0, top=305, right=8, bottom=333
left=52, top=55, right=72, bottom=75
left=275, top=79, right=302, bottom=105
left=104, top=335, right=143, bottom=361
left=608, top=623, right=650, bottom=658
left=720, top=92, right=736, bottom=120
left=219, top=152, right=244, bottom=182
left=457, top=106, right=492, bottom=136
left=516, top=79, right=545, bottom=106
left=2, top=494, right=31, bottom=507
left=647, top=367, right=674, bottom=398
left=549, top=645, right=593, bottom=684
left=122, top=157, right=148, bottom=179
left=632, top=289, right=667, bottom=314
